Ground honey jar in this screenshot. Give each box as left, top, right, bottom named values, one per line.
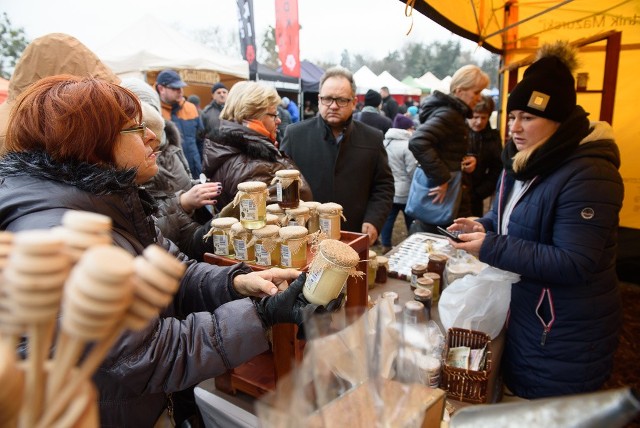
left=303, top=239, right=362, bottom=306
left=266, top=213, right=281, bottom=226
left=266, top=203, right=287, bottom=226
left=317, top=202, right=345, bottom=240
left=229, top=222, right=255, bottom=262
left=279, top=225, right=308, bottom=269
left=300, top=201, right=321, bottom=233
left=208, top=217, right=238, bottom=256
left=427, top=254, right=448, bottom=302
left=413, top=287, right=432, bottom=321
left=410, top=263, right=428, bottom=289
left=251, top=225, right=281, bottom=267
left=235, top=181, right=268, bottom=229
left=272, top=169, right=301, bottom=209
left=284, top=206, right=310, bottom=228
left=367, top=250, right=378, bottom=289
left=375, top=255, right=389, bottom=284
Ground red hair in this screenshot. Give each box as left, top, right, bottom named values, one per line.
left=4, top=75, right=141, bottom=164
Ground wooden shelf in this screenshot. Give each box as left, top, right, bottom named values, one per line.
left=206, top=230, right=370, bottom=398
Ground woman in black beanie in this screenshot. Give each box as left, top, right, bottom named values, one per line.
left=448, top=42, right=624, bottom=399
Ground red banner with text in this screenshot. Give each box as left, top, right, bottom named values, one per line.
left=275, top=0, right=300, bottom=78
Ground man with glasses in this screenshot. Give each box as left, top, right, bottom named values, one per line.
left=155, top=69, right=204, bottom=179
left=281, top=67, right=394, bottom=246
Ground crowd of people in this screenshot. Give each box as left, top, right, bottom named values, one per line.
left=0, top=33, right=625, bottom=426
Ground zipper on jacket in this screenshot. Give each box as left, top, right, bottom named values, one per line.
left=535, top=288, right=556, bottom=346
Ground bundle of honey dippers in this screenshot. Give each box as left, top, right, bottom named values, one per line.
left=0, top=210, right=186, bottom=428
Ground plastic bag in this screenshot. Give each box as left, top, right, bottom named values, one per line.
left=438, top=266, right=520, bottom=339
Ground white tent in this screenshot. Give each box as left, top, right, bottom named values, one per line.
left=378, top=71, right=421, bottom=96
left=416, top=71, right=448, bottom=93
left=96, top=15, right=248, bottom=88
left=353, top=65, right=384, bottom=95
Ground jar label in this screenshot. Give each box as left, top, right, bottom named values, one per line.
left=234, top=239, right=247, bottom=260
left=288, top=219, right=299, bottom=226
left=276, top=183, right=283, bottom=202
left=410, top=273, right=418, bottom=287
left=240, top=198, right=258, bottom=221
left=305, top=269, right=322, bottom=294
left=213, top=235, right=229, bottom=255
left=255, top=243, right=271, bottom=265
left=319, top=217, right=332, bottom=236
left=281, top=245, right=292, bottom=267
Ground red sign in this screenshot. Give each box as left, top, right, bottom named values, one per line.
left=275, top=0, right=300, bottom=78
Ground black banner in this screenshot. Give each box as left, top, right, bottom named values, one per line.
left=236, top=0, right=258, bottom=78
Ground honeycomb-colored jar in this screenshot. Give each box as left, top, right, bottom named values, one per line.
left=278, top=225, right=308, bottom=269
left=317, top=202, right=344, bottom=240
left=229, top=222, right=255, bottom=262
left=284, top=206, right=310, bottom=228
left=266, top=203, right=287, bottom=226
left=300, top=201, right=321, bottom=233
left=251, top=224, right=281, bottom=266
left=209, top=217, right=239, bottom=256
left=236, top=181, right=268, bottom=230
left=367, top=250, right=378, bottom=289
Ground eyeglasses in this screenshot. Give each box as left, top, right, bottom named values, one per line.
left=120, top=122, right=148, bottom=139
left=319, top=96, right=352, bottom=107
left=264, top=112, right=280, bottom=120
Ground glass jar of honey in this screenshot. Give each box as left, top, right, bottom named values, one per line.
left=410, top=263, right=428, bottom=289
left=300, top=201, right=321, bottom=233
left=427, top=254, right=448, bottom=302
left=375, top=255, right=389, bottom=284
left=266, top=213, right=281, bottom=226
left=317, top=202, right=345, bottom=240
left=279, top=225, right=308, bottom=269
left=229, top=222, right=255, bottom=262
left=208, top=217, right=238, bottom=256
left=251, top=225, right=281, bottom=267
left=303, top=239, right=362, bottom=306
left=284, top=206, right=310, bottom=228
left=235, top=181, right=268, bottom=229
left=367, top=250, right=378, bottom=289
left=266, top=203, right=287, bottom=226
left=272, top=169, right=301, bottom=209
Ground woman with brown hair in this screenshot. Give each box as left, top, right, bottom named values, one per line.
left=0, top=75, right=318, bottom=426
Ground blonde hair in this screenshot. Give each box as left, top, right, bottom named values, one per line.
left=220, top=81, right=281, bottom=123
left=450, top=65, right=490, bottom=93
left=511, top=140, right=547, bottom=172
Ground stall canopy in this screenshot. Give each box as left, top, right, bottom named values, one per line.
left=378, top=71, right=423, bottom=96
left=403, top=0, right=640, bottom=229
left=256, top=62, right=300, bottom=92
left=96, top=15, right=248, bottom=90
left=353, top=65, right=384, bottom=94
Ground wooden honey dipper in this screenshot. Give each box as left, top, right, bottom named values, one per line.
left=37, top=244, right=186, bottom=428
left=0, top=341, right=24, bottom=428
left=53, top=211, right=112, bottom=264
left=45, top=245, right=134, bottom=405
left=2, top=230, right=70, bottom=427
left=0, top=231, right=20, bottom=348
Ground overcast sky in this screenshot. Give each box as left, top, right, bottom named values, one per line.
left=3, top=0, right=489, bottom=64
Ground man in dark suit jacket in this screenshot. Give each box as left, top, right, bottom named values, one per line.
left=281, top=67, right=394, bottom=245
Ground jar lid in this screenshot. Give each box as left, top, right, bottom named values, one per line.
left=414, top=287, right=432, bottom=298
left=317, top=202, right=343, bottom=214
left=411, top=263, right=428, bottom=272
left=211, top=217, right=239, bottom=228
left=275, top=169, right=300, bottom=178
left=428, top=253, right=449, bottom=263
left=368, top=250, right=377, bottom=259
left=251, top=224, right=280, bottom=238
left=266, top=213, right=280, bottom=225
left=285, top=206, right=310, bottom=216
left=318, top=239, right=359, bottom=268
left=300, top=201, right=321, bottom=209
left=237, top=181, right=267, bottom=192
left=376, top=256, right=388, bottom=264
left=279, top=225, right=308, bottom=239
left=424, top=272, right=441, bottom=280
left=404, top=300, right=424, bottom=311
left=230, top=222, right=249, bottom=234
left=416, top=276, right=434, bottom=286
left=266, top=203, right=285, bottom=214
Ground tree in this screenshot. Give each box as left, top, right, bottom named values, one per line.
left=191, top=26, right=239, bottom=58
left=260, top=25, right=279, bottom=68
left=0, top=13, right=29, bottom=79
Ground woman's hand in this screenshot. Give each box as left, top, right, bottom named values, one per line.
left=233, top=268, right=301, bottom=298
left=448, top=217, right=486, bottom=257
left=461, top=155, right=477, bottom=174
left=428, top=180, right=449, bottom=204
left=179, top=182, right=222, bottom=212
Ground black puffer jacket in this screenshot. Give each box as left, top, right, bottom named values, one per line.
left=0, top=151, right=267, bottom=427
left=143, top=120, right=213, bottom=261
left=409, top=90, right=471, bottom=186
left=202, top=120, right=312, bottom=208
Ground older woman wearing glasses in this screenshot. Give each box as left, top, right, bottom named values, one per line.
left=0, top=75, right=320, bottom=427
left=201, top=81, right=312, bottom=208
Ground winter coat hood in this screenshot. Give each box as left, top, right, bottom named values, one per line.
left=419, top=90, right=471, bottom=124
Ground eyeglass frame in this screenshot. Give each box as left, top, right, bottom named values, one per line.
left=318, top=96, right=353, bottom=108
left=120, top=122, right=148, bottom=139
left=264, top=112, right=280, bottom=120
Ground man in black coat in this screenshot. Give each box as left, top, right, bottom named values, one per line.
left=281, top=67, right=394, bottom=245
left=380, top=86, right=399, bottom=119
left=354, top=89, right=392, bottom=134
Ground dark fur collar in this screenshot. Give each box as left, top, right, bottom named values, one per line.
left=217, top=120, right=279, bottom=162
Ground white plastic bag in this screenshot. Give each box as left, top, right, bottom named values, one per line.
left=438, top=266, right=520, bottom=339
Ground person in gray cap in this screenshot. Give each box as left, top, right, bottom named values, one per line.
left=156, top=69, right=204, bottom=179
left=201, top=81, right=228, bottom=141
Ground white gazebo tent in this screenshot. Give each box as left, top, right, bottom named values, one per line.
left=378, top=71, right=422, bottom=96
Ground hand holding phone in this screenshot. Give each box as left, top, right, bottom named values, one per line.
left=436, top=226, right=463, bottom=243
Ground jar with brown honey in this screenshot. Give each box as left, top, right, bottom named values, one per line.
left=272, top=169, right=301, bottom=209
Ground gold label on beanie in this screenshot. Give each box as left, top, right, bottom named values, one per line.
left=527, top=91, right=550, bottom=112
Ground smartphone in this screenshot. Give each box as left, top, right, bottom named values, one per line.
left=436, top=226, right=463, bottom=243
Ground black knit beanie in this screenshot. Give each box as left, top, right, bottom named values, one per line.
left=507, top=45, right=577, bottom=122
left=364, top=89, right=382, bottom=107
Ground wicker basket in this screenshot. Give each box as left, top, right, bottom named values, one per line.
left=441, top=328, right=492, bottom=404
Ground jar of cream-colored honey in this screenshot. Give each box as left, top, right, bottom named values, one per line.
left=303, top=239, right=362, bottom=306
left=272, top=169, right=301, bottom=209
left=229, top=222, right=255, bottom=262
left=208, top=217, right=238, bottom=256
left=235, top=181, right=268, bottom=229
left=300, top=201, right=321, bottom=233
left=251, top=224, right=281, bottom=267
left=278, top=225, right=308, bottom=269
left=317, top=202, right=345, bottom=240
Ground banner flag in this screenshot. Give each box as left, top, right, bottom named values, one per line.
left=236, top=0, right=258, bottom=77
left=275, top=0, right=300, bottom=78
